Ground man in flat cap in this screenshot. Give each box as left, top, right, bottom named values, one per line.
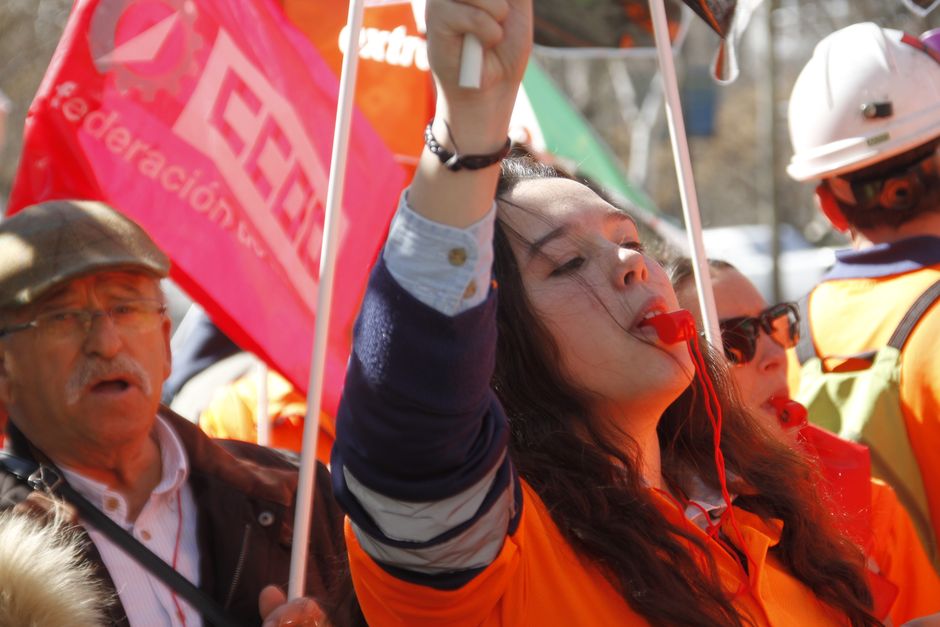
left=0, top=200, right=360, bottom=626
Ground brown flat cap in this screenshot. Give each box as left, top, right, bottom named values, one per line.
left=0, top=200, right=170, bottom=308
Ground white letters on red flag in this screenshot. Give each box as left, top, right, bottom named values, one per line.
left=9, top=0, right=406, bottom=417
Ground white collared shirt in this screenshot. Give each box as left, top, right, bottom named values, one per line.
left=59, top=416, right=202, bottom=627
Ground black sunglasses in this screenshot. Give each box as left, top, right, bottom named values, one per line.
left=718, top=302, right=800, bottom=365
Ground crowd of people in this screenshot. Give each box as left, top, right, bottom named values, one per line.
left=2, top=0, right=940, bottom=625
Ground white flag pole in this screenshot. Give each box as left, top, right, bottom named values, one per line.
left=459, top=35, right=483, bottom=88
left=255, top=359, right=270, bottom=447
left=647, top=0, right=721, bottom=344
left=409, top=0, right=481, bottom=88
left=287, top=0, right=366, bottom=599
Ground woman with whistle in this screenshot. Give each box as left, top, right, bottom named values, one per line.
left=673, top=259, right=940, bottom=625
left=331, top=0, right=877, bottom=624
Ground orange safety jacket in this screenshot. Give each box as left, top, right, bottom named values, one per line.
left=346, top=480, right=850, bottom=627
left=791, top=238, right=940, bottom=569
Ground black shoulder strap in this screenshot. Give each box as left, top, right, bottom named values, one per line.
left=887, top=278, right=940, bottom=351
left=795, top=293, right=816, bottom=365
left=0, top=453, right=243, bottom=627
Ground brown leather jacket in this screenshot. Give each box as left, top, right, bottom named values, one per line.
left=0, top=407, right=364, bottom=626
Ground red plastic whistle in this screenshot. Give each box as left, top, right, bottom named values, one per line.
left=770, top=397, right=808, bottom=429
left=638, top=309, right=697, bottom=345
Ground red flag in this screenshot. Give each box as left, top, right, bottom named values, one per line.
left=9, top=0, right=406, bottom=417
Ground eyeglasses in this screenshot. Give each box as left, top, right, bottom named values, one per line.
left=0, top=299, right=167, bottom=340
left=718, top=302, right=800, bottom=366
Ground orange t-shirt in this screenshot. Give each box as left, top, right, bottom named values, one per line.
left=346, top=480, right=849, bottom=626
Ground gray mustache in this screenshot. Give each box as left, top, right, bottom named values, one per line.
left=64, top=355, right=152, bottom=405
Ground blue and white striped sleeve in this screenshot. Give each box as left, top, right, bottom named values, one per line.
left=331, top=190, right=522, bottom=587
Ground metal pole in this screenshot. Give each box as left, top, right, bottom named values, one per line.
left=764, top=0, right=782, bottom=303
left=647, top=0, right=722, bottom=344
left=288, top=0, right=366, bottom=600
left=256, top=360, right=270, bottom=447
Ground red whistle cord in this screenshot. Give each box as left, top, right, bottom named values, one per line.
left=638, top=311, right=756, bottom=586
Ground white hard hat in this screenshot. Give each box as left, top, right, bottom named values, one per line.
left=787, top=22, right=940, bottom=182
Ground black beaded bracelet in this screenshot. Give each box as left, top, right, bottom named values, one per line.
left=424, top=121, right=512, bottom=172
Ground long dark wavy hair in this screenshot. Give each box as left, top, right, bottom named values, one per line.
left=490, top=154, right=877, bottom=626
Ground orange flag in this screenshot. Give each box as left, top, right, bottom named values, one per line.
left=282, top=1, right=435, bottom=177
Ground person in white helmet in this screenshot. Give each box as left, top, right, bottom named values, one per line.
left=787, top=21, right=940, bottom=571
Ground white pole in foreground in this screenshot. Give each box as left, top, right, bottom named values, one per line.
left=459, top=35, right=483, bottom=88
left=256, top=359, right=271, bottom=447
left=417, top=0, right=480, bottom=88
left=647, top=0, right=722, bottom=345
left=287, top=0, right=366, bottom=599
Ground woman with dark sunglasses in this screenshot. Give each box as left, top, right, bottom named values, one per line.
left=716, top=301, right=799, bottom=367
left=673, top=260, right=797, bottom=425
left=673, top=258, right=940, bottom=624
